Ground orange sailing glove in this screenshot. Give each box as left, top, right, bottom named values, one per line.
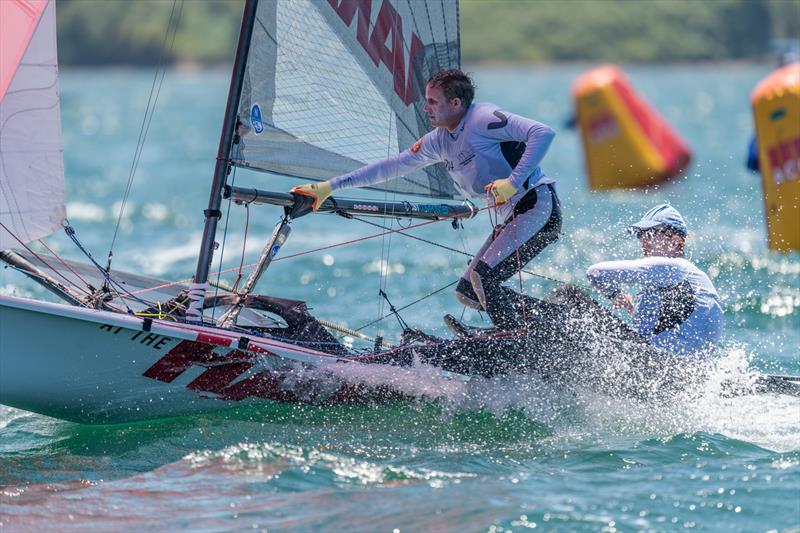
left=485, top=178, right=517, bottom=206
left=291, top=180, right=333, bottom=211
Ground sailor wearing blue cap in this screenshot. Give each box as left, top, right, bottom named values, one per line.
left=586, top=204, right=723, bottom=356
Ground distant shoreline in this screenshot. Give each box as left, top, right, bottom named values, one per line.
left=59, top=59, right=786, bottom=71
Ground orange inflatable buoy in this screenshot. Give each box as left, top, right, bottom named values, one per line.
left=573, top=65, right=692, bottom=190
left=751, top=62, right=800, bottom=253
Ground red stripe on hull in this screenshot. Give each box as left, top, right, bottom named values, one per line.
left=142, top=340, right=220, bottom=383
left=188, top=362, right=254, bottom=394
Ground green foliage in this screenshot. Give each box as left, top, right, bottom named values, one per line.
left=460, top=0, right=790, bottom=63
left=57, top=0, right=243, bottom=65
left=55, top=0, right=799, bottom=65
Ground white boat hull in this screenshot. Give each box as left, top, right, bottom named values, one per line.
left=0, top=295, right=397, bottom=424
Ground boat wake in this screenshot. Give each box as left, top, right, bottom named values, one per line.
left=461, top=346, right=800, bottom=453
left=273, top=344, right=800, bottom=452
left=274, top=352, right=470, bottom=404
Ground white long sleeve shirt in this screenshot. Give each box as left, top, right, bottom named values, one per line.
left=586, top=257, right=724, bottom=356
left=329, top=102, right=555, bottom=219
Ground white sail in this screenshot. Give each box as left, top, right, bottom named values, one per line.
left=234, top=0, right=462, bottom=200
left=0, top=0, right=66, bottom=249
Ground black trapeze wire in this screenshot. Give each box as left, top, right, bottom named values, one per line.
left=348, top=214, right=566, bottom=285
left=355, top=279, right=459, bottom=332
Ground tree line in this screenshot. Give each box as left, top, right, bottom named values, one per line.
left=56, top=0, right=800, bottom=66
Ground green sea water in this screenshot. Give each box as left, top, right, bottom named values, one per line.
left=1, top=65, right=798, bottom=532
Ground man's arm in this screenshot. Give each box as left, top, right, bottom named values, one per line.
left=293, top=133, right=441, bottom=210
left=483, top=110, right=555, bottom=189
left=329, top=134, right=441, bottom=191
left=586, top=258, right=689, bottom=299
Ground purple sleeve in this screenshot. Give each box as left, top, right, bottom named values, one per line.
left=586, top=258, right=690, bottom=298
left=329, top=133, right=441, bottom=190
left=483, top=110, right=555, bottom=188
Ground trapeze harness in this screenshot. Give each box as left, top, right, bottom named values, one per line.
left=329, top=102, right=561, bottom=329
left=586, top=257, right=724, bottom=356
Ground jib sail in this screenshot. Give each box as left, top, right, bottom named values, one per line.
left=0, top=0, right=65, bottom=249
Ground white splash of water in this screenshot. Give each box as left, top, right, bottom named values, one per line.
left=275, top=354, right=470, bottom=404
left=539, top=347, right=800, bottom=452
left=264, top=342, right=798, bottom=452
left=448, top=373, right=581, bottom=428
left=682, top=347, right=800, bottom=452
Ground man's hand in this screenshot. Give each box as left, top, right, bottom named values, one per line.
left=291, top=180, right=333, bottom=211
left=485, top=178, right=517, bottom=205
left=612, top=293, right=634, bottom=314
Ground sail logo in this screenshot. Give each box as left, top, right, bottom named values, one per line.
left=251, top=103, right=264, bottom=134
left=328, top=0, right=424, bottom=106
left=767, top=136, right=800, bottom=186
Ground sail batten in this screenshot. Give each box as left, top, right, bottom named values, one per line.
left=234, top=0, right=461, bottom=200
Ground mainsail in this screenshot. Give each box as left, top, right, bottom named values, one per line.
left=0, top=0, right=65, bottom=249
left=233, top=0, right=462, bottom=200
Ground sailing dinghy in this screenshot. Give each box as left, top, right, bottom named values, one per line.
left=1, top=0, right=797, bottom=425
left=0, top=0, right=478, bottom=424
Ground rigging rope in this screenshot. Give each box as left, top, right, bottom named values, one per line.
left=211, top=161, right=238, bottom=322
left=106, top=0, right=184, bottom=272
left=36, top=238, right=93, bottom=289
left=105, top=198, right=570, bottom=333
left=513, top=210, right=528, bottom=323
left=376, top=102, right=400, bottom=339
left=0, top=221, right=93, bottom=300
left=348, top=214, right=566, bottom=284
left=231, top=202, right=251, bottom=292
left=123, top=210, right=482, bottom=298
left=64, top=224, right=156, bottom=312
left=355, top=279, right=459, bottom=332
left=125, top=201, right=566, bottom=299
left=3, top=264, right=85, bottom=306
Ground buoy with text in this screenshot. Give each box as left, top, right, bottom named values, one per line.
left=751, top=62, right=800, bottom=253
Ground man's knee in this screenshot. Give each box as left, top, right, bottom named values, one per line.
left=455, top=277, right=482, bottom=309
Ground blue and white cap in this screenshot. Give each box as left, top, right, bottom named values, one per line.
left=629, top=204, right=688, bottom=237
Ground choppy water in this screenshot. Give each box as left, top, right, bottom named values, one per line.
left=1, top=65, right=799, bottom=531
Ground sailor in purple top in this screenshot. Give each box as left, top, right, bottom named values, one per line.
left=586, top=204, right=724, bottom=356
left=292, top=69, right=561, bottom=329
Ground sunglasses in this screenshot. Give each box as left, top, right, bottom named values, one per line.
left=633, top=226, right=667, bottom=239
left=634, top=226, right=686, bottom=240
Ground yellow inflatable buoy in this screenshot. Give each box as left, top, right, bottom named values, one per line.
left=751, top=62, right=800, bottom=253
left=573, top=65, right=692, bottom=190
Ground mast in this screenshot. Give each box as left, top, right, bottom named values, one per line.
left=186, top=0, right=259, bottom=323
